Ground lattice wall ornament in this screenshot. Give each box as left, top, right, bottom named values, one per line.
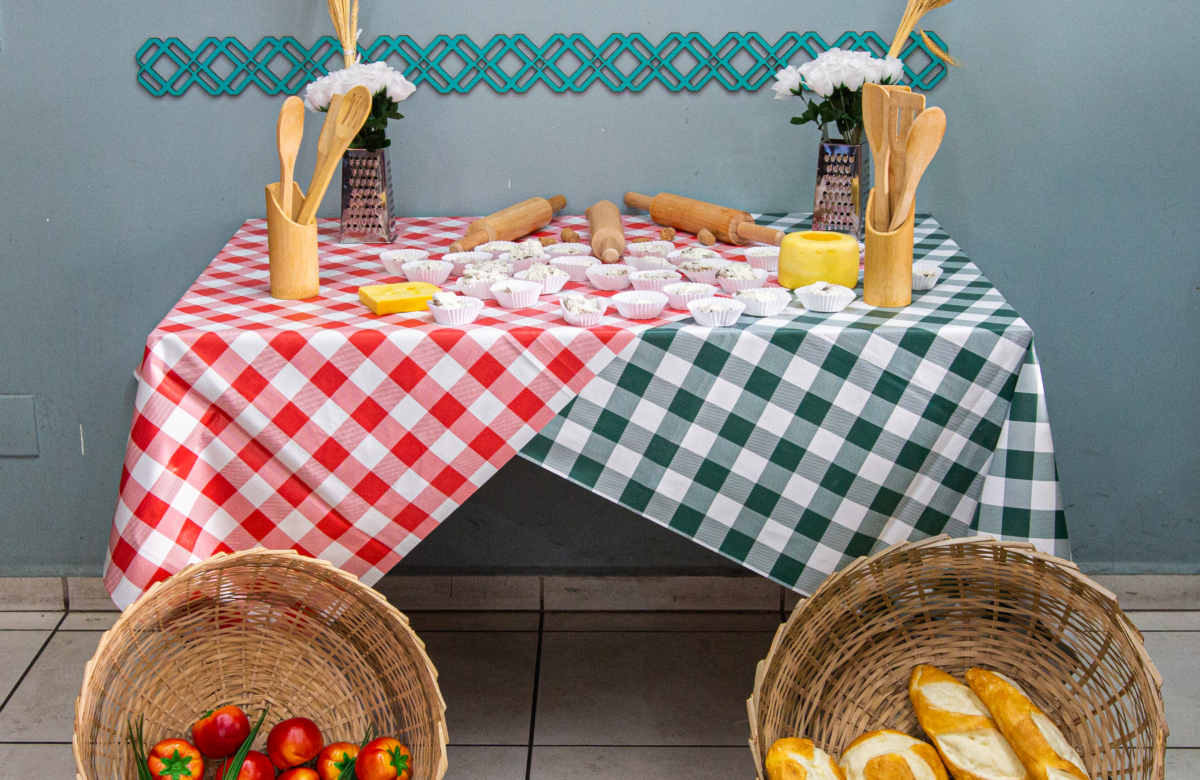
left=136, top=31, right=949, bottom=97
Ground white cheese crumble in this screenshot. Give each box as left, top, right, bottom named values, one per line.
left=461, top=270, right=508, bottom=284
left=475, top=241, right=519, bottom=253
left=667, top=283, right=713, bottom=296
left=679, top=259, right=723, bottom=272
left=717, top=264, right=757, bottom=280
left=518, top=264, right=567, bottom=280
left=429, top=292, right=471, bottom=309
left=553, top=244, right=592, bottom=255
left=634, top=270, right=678, bottom=280
left=735, top=288, right=786, bottom=302
left=634, top=256, right=671, bottom=269
left=509, top=239, right=548, bottom=261
left=692, top=299, right=739, bottom=313
left=591, top=266, right=630, bottom=276
left=562, top=296, right=602, bottom=314
left=679, top=247, right=720, bottom=260
left=405, top=260, right=448, bottom=272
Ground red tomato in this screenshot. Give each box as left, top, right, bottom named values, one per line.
left=280, top=770, right=321, bottom=780
left=355, top=738, right=412, bottom=780
left=317, top=742, right=361, bottom=780
left=192, top=705, right=251, bottom=760
left=148, top=739, right=204, bottom=780
left=216, top=750, right=275, bottom=780
left=267, top=717, right=325, bottom=769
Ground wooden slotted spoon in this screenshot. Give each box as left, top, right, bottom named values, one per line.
left=276, top=96, right=305, bottom=219
left=296, top=85, right=372, bottom=226
left=862, top=83, right=891, bottom=232
left=888, top=107, right=946, bottom=232
left=884, top=87, right=925, bottom=220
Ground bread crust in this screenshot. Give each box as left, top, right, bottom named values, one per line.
left=841, top=730, right=948, bottom=780
left=965, top=669, right=1088, bottom=780
left=766, top=737, right=846, bottom=780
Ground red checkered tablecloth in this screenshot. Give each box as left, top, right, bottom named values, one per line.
left=104, top=215, right=761, bottom=608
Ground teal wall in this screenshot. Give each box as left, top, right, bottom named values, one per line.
left=0, top=1, right=1196, bottom=577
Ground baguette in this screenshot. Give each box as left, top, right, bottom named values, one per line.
left=909, top=665, right=1026, bottom=780
left=841, top=729, right=949, bottom=780
left=965, top=669, right=1088, bottom=780
left=765, top=737, right=845, bottom=780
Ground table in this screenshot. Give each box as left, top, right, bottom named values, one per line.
left=105, top=214, right=1067, bottom=608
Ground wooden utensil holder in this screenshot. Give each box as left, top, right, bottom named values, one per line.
left=864, top=188, right=915, bottom=308
left=266, top=181, right=319, bottom=300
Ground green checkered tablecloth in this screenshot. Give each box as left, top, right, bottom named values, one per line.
left=520, top=214, right=1068, bottom=596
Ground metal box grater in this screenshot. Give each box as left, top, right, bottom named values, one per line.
left=812, top=141, right=870, bottom=240
left=339, top=148, right=396, bottom=244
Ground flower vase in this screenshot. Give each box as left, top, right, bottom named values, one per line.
left=339, top=148, right=396, bottom=244
left=812, top=138, right=870, bottom=241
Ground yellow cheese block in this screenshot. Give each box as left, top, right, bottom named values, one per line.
left=358, top=282, right=441, bottom=314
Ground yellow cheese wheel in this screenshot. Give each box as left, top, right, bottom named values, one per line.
left=359, top=282, right=441, bottom=314
left=778, top=231, right=859, bottom=290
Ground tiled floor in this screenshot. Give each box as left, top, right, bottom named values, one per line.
left=3, top=610, right=1196, bottom=778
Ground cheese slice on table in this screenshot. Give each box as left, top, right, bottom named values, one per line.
left=359, top=282, right=441, bottom=314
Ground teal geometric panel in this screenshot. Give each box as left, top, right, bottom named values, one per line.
left=136, top=31, right=949, bottom=97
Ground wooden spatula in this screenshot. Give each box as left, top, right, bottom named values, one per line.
left=276, top=97, right=305, bottom=219
left=884, top=87, right=925, bottom=220
left=888, top=107, right=946, bottom=232
left=862, top=83, right=891, bottom=232
left=296, top=85, right=371, bottom=226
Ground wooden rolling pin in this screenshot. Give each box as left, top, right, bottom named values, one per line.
left=624, top=192, right=784, bottom=246
left=586, top=200, right=625, bottom=263
left=448, top=195, right=567, bottom=253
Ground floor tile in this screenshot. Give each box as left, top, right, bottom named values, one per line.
left=530, top=746, right=755, bottom=780
left=0, top=611, right=62, bottom=630
left=421, top=631, right=538, bottom=745
left=0, top=631, right=102, bottom=741
left=1143, top=632, right=1200, bottom=747
left=373, top=576, right=541, bottom=611
left=0, top=631, right=51, bottom=702
left=445, top=745, right=528, bottom=780
left=544, top=611, right=782, bottom=632
left=544, top=576, right=781, bottom=611
left=1127, top=611, right=1200, bottom=631
left=1091, top=575, right=1200, bottom=611
left=535, top=631, right=772, bottom=746
left=0, top=578, right=62, bottom=611
left=1168, top=748, right=1200, bottom=776
left=66, top=578, right=119, bottom=611
left=60, top=612, right=120, bottom=631
left=0, top=743, right=76, bottom=776
left=406, top=611, right=540, bottom=632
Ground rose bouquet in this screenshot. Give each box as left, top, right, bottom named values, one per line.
left=304, top=61, right=417, bottom=150
left=772, top=50, right=905, bottom=145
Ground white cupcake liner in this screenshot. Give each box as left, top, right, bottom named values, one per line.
left=912, top=261, right=943, bottom=291
left=490, top=280, right=542, bottom=309
left=380, top=249, right=430, bottom=276
left=586, top=264, right=634, bottom=291
left=515, top=268, right=569, bottom=295
left=612, top=290, right=668, bottom=320
left=628, top=255, right=674, bottom=272
left=546, top=242, right=595, bottom=258
left=501, top=251, right=552, bottom=273
left=629, top=270, right=683, bottom=293
left=686, top=296, right=747, bottom=326
left=402, top=260, right=453, bottom=285
left=629, top=240, right=676, bottom=257
left=428, top=296, right=486, bottom=326
left=717, top=267, right=770, bottom=294
left=560, top=295, right=609, bottom=327
left=668, top=249, right=724, bottom=266
left=662, top=282, right=718, bottom=311
left=796, top=283, right=857, bottom=313
left=474, top=241, right=520, bottom=256
left=550, top=257, right=601, bottom=283
left=734, top=288, right=792, bottom=317
left=743, top=246, right=780, bottom=273
left=443, top=251, right=493, bottom=276
left=679, top=264, right=728, bottom=285
left=457, top=276, right=505, bottom=300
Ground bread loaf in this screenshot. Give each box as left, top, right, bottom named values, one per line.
left=841, top=730, right=948, bottom=780
left=965, top=669, right=1088, bottom=780
left=909, top=665, right=1026, bottom=780
left=765, top=737, right=845, bottom=780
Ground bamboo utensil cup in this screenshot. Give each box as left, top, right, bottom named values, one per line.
left=266, top=181, right=319, bottom=300
left=864, top=188, right=915, bottom=308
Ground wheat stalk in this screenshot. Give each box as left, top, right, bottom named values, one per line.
left=887, top=0, right=959, bottom=66
left=327, top=0, right=360, bottom=68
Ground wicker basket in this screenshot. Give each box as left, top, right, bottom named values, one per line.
left=748, top=536, right=1167, bottom=780
left=74, top=550, right=448, bottom=780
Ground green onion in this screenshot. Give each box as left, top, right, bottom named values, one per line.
left=336, top=724, right=376, bottom=780
left=222, top=705, right=270, bottom=780
left=127, top=716, right=155, bottom=780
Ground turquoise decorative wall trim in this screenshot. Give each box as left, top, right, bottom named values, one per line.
left=136, top=31, right=949, bottom=97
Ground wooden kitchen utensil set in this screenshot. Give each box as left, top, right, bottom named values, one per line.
left=862, top=83, right=947, bottom=307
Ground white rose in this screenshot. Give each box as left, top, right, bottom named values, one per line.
left=839, top=52, right=869, bottom=91
left=863, top=55, right=887, bottom=85
left=883, top=57, right=906, bottom=85
left=386, top=71, right=417, bottom=102
left=814, top=50, right=849, bottom=91
left=771, top=65, right=803, bottom=99
left=799, top=60, right=835, bottom=97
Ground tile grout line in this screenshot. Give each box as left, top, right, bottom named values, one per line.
left=0, top=612, right=67, bottom=715
left=524, top=609, right=545, bottom=780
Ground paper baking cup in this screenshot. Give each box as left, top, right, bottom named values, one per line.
left=515, top=268, right=569, bottom=295
left=457, top=276, right=505, bottom=300
left=686, top=296, right=747, bottom=327
left=501, top=252, right=552, bottom=273
left=491, top=280, right=542, bottom=309
left=547, top=242, right=595, bottom=258
left=443, top=251, right=493, bottom=276
left=402, top=260, right=453, bottom=285
left=734, top=289, right=792, bottom=317
left=612, top=291, right=668, bottom=320
left=743, top=246, right=780, bottom=273
left=380, top=249, right=430, bottom=276
left=550, top=257, right=600, bottom=283
left=679, top=263, right=729, bottom=285
left=629, top=270, right=682, bottom=293
left=912, top=261, right=943, bottom=291
left=628, top=255, right=674, bottom=272
left=428, top=296, right=485, bottom=326
left=474, top=241, right=520, bottom=256
left=662, top=282, right=718, bottom=311
left=717, top=267, right=770, bottom=294
left=586, top=264, right=634, bottom=291
left=629, top=241, right=676, bottom=257
left=796, top=283, right=857, bottom=313
left=667, top=249, right=723, bottom=266
left=560, top=296, right=609, bottom=327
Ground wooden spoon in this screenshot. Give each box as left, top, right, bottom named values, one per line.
left=276, top=96, right=305, bottom=219
left=888, top=107, right=946, bottom=232
left=862, top=83, right=891, bottom=232
left=884, top=87, right=925, bottom=220
left=297, top=85, right=372, bottom=226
